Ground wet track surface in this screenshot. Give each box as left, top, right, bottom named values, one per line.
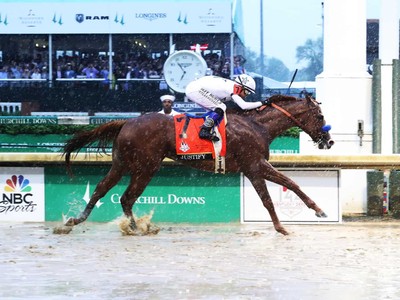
left=1, top=219, right=400, bottom=300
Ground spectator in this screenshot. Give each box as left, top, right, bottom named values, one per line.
left=0, top=65, right=9, bottom=86
left=21, top=67, right=31, bottom=79
left=41, top=66, right=49, bottom=80
left=64, top=64, right=76, bottom=78
left=233, top=61, right=245, bottom=75
left=158, top=94, right=180, bottom=117
left=31, top=67, right=42, bottom=79
left=11, top=65, right=23, bottom=79
left=0, top=65, right=9, bottom=79
left=81, top=63, right=99, bottom=78
left=55, top=65, right=63, bottom=79
left=220, top=62, right=230, bottom=78
left=100, top=65, right=110, bottom=80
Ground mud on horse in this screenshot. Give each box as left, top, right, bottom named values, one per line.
left=63, top=94, right=334, bottom=235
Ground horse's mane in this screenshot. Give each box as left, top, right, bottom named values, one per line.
left=226, top=94, right=299, bottom=117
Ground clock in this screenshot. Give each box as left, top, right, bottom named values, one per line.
left=163, top=50, right=208, bottom=93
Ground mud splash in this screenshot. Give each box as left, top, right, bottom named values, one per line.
left=53, top=211, right=160, bottom=236
left=118, top=211, right=160, bottom=236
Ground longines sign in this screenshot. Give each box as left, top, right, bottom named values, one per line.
left=0, top=1, right=231, bottom=34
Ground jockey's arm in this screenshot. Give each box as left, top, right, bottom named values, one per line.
left=231, top=94, right=263, bottom=110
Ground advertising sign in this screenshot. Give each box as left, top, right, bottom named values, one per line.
left=0, top=167, right=45, bottom=222
left=0, top=1, right=231, bottom=34
left=241, top=169, right=341, bottom=224
left=45, top=165, right=240, bottom=223
left=0, top=116, right=58, bottom=125
left=270, top=136, right=299, bottom=154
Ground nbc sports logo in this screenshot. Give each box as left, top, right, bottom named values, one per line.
left=0, top=168, right=44, bottom=222
left=4, top=175, right=32, bottom=193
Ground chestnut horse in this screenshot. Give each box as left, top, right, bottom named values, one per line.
left=63, top=94, right=334, bottom=235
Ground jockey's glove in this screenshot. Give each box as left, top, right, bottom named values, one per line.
left=261, top=99, right=271, bottom=106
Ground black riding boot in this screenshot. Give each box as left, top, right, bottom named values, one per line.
left=199, top=117, right=219, bottom=142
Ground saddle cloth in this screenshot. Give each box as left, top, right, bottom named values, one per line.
left=174, top=114, right=226, bottom=172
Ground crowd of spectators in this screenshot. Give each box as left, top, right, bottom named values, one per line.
left=0, top=52, right=247, bottom=89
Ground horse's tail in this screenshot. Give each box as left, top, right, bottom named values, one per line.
left=63, top=120, right=127, bottom=176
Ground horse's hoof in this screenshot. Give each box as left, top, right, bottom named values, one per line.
left=276, top=227, right=290, bottom=236
left=64, top=217, right=75, bottom=226
left=315, top=211, right=328, bottom=218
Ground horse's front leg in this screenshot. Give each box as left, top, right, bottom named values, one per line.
left=260, top=161, right=327, bottom=218
left=247, top=176, right=289, bottom=235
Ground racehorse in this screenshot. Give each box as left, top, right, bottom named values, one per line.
left=63, top=94, right=334, bottom=235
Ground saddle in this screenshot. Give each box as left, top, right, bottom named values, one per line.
left=174, top=114, right=227, bottom=174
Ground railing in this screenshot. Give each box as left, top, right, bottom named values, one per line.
left=1, top=153, right=399, bottom=169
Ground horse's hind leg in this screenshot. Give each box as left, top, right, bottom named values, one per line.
left=65, top=164, right=124, bottom=226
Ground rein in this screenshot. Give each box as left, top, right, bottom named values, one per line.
left=270, top=103, right=305, bottom=128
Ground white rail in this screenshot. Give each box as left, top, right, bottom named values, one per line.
left=0, top=153, right=399, bottom=169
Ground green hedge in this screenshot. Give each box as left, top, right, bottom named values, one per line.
left=0, top=123, right=301, bottom=137
left=0, top=124, right=98, bottom=135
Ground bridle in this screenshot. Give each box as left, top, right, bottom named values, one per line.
left=263, top=101, right=333, bottom=148
left=270, top=102, right=306, bottom=129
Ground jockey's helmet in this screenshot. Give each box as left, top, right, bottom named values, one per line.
left=235, top=74, right=256, bottom=94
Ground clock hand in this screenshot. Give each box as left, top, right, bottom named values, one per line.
left=177, top=63, right=187, bottom=81
left=177, top=63, right=185, bottom=72
left=180, top=70, right=186, bottom=81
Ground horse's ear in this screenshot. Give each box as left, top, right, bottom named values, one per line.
left=305, top=93, right=321, bottom=105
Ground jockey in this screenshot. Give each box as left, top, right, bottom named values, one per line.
left=185, top=74, right=270, bottom=141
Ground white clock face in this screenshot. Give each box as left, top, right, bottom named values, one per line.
left=163, top=50, right=208, bottom=93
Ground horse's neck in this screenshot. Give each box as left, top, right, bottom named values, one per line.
left=227, top=100, right=303, bottom=141
left=253, top=106, right=297, bottom=140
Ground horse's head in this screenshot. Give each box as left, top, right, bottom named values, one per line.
left=267, top=94, right=334, bottom=149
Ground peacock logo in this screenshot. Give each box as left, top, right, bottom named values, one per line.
left=4, top=175, right=32, bottom=193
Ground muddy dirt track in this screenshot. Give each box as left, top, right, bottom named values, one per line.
left=1, top=218, right=400, bottom=300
